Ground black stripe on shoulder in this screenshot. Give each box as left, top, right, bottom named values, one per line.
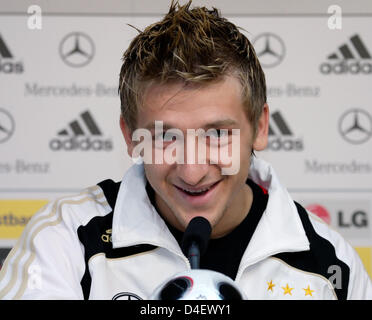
left=274, top=201, right=350, bottom=300
left=97, top=179, right=121, bottom=209
left=77, top=210, right=157, bottom=299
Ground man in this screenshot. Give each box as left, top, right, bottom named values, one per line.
left=0, top=1, right=371, bottom=300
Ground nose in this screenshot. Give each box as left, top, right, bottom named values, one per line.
left=176, top=163, right=209, bottom=186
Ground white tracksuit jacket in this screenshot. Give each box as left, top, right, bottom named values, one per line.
left=0, top=157, right=371, bottom=300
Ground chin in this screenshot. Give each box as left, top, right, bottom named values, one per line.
left=177, top=208, right=223, bottom=230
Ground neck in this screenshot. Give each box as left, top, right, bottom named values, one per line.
left=211, top=183, right=253, bottom=239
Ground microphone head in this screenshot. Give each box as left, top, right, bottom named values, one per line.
left=150, top=269, right=245, bottom=300
left=181, top=216, right=212, bottom=256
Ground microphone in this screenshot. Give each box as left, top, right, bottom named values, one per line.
left=181, top=216, right=212, bottom=269
left=150, top=216, right=245, bottom=300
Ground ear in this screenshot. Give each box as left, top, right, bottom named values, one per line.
left=253, top=103, right=269, bottom=151
left=119, top=115, right=134, bottom=156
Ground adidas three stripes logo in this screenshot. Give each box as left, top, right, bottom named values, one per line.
left=58, top=111, right=102, bottom=136
left=327, top=34, right=371, bottom=60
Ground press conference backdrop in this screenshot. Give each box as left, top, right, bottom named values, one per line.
left=0, top=0, right=371, bottom=280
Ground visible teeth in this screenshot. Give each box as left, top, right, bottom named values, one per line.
left=182, top=186, right=211, bottom=194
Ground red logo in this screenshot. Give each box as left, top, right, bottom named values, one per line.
left=306, top=204, right=331, bottom=225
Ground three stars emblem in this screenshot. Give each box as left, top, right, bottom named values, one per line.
left=266, top=280, right=315, bottom=297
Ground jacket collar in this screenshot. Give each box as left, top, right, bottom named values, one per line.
left=111, top=157, right=309, bottom=264
left=111, top=163, right=183, bottom=256
left=240, top=157, right=310, bottom=268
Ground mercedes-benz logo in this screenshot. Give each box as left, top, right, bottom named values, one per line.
left=252, top=33, right=285, bottom=68
left=339, top=108, right=372, bottom=144
left=0, top=108, right=15, bottom=143
left=112, top=292, right=143, bottom=300
left=59, top=32, right=95, bottom=68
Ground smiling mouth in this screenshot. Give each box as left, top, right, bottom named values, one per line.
left=174, top=180, right=221, bottom=197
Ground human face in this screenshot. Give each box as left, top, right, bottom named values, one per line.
left=121, top=75, right=268, bottom=238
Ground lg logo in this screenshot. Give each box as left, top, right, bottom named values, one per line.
left=306, top=203, right=369, bottom=229
left=338, top=210, right=368, bottom=228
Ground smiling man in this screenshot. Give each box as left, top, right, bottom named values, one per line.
left=1, top=1, right=371, bottom=300
left=123, top=76, right=267, bottom=239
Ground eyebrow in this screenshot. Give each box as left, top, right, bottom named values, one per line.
left=144, top=119, right=239, bottom=131
left=204, top=119, right=239, bottom=129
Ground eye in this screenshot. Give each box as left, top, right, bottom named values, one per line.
left=154, top=133, right=173, bottom=142
left=163, top=132, right=177, bottom=142
left=154, top=130, right=181, bottom=143
left=208, top=129, right=229, bottom=139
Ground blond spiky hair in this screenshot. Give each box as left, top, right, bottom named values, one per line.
left=119, top=0, right=266, bottom=133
